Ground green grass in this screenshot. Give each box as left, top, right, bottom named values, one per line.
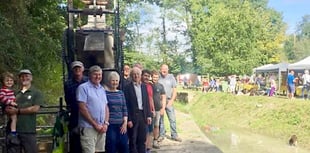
left=174, top=90, right=310, bottom=150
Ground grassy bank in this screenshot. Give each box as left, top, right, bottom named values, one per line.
left=174, top=90, right=310, bottom=150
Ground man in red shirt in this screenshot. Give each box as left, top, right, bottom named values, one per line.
left=142, top=69, right=155, bottom=153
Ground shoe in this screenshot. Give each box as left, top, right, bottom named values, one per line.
left=7, top=133, right=20, bottom=145
left=157, top=136, right=165, bottom=142
left=171, top=136, right=182, bottom=142
left=153, top=140, right=160, bottom=149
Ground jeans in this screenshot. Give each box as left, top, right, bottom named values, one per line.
left=302, top=85, right=310, bottom=99
left=159, top=105, right=178, bottom=138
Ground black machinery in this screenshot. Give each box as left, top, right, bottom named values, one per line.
left=63, top=0, right=124, bottom=84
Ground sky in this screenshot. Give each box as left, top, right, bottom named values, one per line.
left=268, top=0, right=310, bottom=34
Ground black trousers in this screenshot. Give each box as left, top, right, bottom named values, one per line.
left=128, top=111, right=147, bottom=153
left=7, top=133, right=37, bottom=153
left=69, top=130, right=82, bottom=153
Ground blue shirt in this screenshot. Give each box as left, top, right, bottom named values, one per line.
left=77, top=81, right=108, bottom=128
left=64, top=76, right=88, bottom=129
left=287, top=74, right=295, bottom=85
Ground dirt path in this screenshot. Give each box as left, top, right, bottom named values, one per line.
left=152, top=110, right=223, bottom=153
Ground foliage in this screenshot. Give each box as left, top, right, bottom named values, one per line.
left=297, top=15, right=310, bottom=39
left=120, top=0, right=291, bottom=76
left=283, top=14, right=310, bottom=62
left=283, top=35, right=295, bottom=61
left=0, top=0, right=65, bottom=103
left=124, top=50, right=161, bottom=70
left=187, top=0, right=285, bottom=75
left=294, top=38, right=310, bottom=60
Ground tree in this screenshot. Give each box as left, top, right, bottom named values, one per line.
left=0, top=0, right=65, bottom=102
left=297, top=15, right=310, bottom=39
left=186, top=0, right=285, bottom=75
left=283, top=35, right=296, bottom=61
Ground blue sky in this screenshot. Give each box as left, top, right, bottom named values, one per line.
left=268, top=0, right=310, bottom=34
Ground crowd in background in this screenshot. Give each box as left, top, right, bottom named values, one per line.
left=178, top=69, right=310, bottom=99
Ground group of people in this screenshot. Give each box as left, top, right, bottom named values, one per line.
left=287, top=70, right=310, bottom=100
left=0, top=69, right=44, bottom=153
left=199, top=74, right=277, bottom=96
left=64, top=61, right=182, bottom=153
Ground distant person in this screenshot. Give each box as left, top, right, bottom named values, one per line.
left=301, top=70, right=310, bottom=100
left=133, top=63, right=143, bottom=70
left=151, top=70, right=166, bottom=149
left=287, top=70, right=296, bottom=99
left=255, top=74, right=263, bottom=89
left=76, top=65, right=109, bottom=153
left=229, top=75, right=237, bottom=94
left=269, top=79, right=276, bottom=96
left=64, top=61, right=87, bottom=153
left=124, top=67, right=152, bottom=153
left=215, top=78, right=221, bottom=92
left=122, top=64, right=131, bottom=89
left=202, top=78, right=209, bottom=93
left=6, top=69, right=44, bottom=153
left=209, top=77, right=216, bottom=92
left=105, top=72, right=129, bottom=153
left=0, top=72, right=18, bottom=144
left=141, top=69, right=155, bottom=153
left=183, top=77, right=188, bottom=88
left=158, top=64, right=182, bottom=142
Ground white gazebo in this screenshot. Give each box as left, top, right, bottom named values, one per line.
left=288, top=56, right=310, bottom=70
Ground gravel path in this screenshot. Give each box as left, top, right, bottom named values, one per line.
left=151, top=110, right=223, bottom=153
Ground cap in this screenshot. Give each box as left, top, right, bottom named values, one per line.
left=71, top=61, right=84, bottom=69
left=19, top=69, right=32, bottom=76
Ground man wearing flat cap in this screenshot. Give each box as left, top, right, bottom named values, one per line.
left=64, top=61, right=88, bottom=153
left=6, top=69, right=44, bottom=153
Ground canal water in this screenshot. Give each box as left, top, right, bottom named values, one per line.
left=205, top=127, right=310, bottom=153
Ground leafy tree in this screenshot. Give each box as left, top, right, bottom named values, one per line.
left=283, top=35, right=296, bottom=61
left=187, top=0, right=285, bottom=75
left=0, top=0, right=65, bottom=103
left=297, top=15, right=310, bottom=39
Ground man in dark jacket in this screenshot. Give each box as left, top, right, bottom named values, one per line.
left=124, top=67, right=152, bottom=153
left=64, top=61, right=87, bottom=153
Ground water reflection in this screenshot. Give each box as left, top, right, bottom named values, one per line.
left=205, top=127, right=309, bottom=153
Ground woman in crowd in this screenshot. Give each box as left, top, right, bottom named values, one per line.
left=105, top=72, right=129, bottom=153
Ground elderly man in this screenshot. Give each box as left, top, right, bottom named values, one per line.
left=76, top=65, right=109, bottom=153
left=124, top=67, right=152, bottom=153
left=6, top=69, right=44, bottom=153
left=64, top=61, right=88, bottom=153
left=158, top=64, right=182, bottom=142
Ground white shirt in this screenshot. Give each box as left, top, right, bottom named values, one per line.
left=134, top=82, right=143, bottom=110
left=302, top=74, right=310, bottom=85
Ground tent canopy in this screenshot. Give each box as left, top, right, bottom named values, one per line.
left=254, top=62, right=289, bottom=91
left=255, top=62, right=289, bottom=73
left=253, top=64, right=274, bottom=72
left=288, top=56, right=310, bottom=70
